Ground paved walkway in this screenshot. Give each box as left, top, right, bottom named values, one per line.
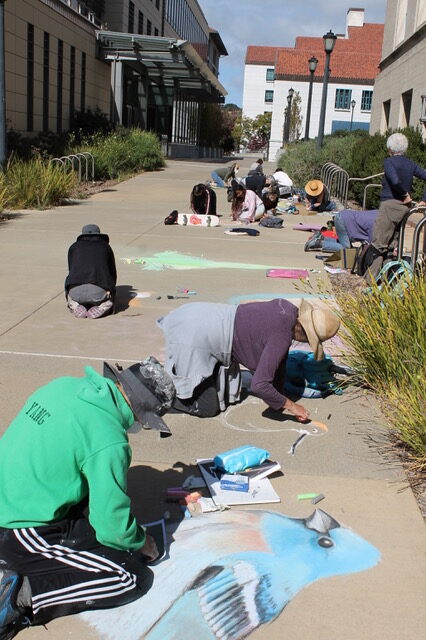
left=0, top=158, right=424, bottom=640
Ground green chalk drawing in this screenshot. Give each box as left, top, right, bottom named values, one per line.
left=123, top=251, right=291, bottom=272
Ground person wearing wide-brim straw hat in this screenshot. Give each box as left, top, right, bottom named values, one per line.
left=304, top=179, right=336, bottom=213
left=158, top=298, right=340, bottom=423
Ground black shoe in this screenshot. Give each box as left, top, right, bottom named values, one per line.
left=164, top=210, right=178, bottom=225
left=0, top=570, right=26, bottom=640
left=304, top=231, right=324, bottom=252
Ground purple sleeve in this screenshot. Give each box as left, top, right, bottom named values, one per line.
left=250, top=335, right=292, bottom=410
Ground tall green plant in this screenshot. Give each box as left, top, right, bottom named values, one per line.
left=4, top=156, right=77, bottom=209
left=335, top=274, right=426, bottom=466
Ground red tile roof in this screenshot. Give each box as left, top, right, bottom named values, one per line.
left=245, top=46, right=280, bottom=65
left=247, top=23, right=384, bottom=82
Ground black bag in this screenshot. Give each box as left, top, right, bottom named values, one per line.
left=259, top=216, right=283, bottom=228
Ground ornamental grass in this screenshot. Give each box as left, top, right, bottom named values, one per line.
left=334, top=273, right=426, bottom=470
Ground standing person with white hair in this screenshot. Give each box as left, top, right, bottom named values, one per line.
left=363, top=132, right=426, bottom=282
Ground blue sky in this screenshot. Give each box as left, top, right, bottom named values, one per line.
left=201, top=0, right=387, bottom=106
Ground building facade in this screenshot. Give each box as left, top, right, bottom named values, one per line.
left=369, top=0, right=426, bottom=140
left=242, top=9, right=383, bottom=161
left=4, top=0, right=227, bottom=155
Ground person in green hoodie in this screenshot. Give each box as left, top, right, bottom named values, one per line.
left=0, top=357, right=175, bottom=639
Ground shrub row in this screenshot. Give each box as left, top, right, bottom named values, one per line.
left=1, top=126, right=165, bottom=210
left=335, top=274, right=426, bottom=468
left=71, top=128, right=165, bottom=180
left=278, top=127, right=426, bottom=208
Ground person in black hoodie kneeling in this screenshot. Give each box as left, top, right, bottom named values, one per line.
left=65, top=224, right=117, bottom=319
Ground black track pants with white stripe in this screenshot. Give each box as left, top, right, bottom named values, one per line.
left=0, top=514, right=153, bottom=625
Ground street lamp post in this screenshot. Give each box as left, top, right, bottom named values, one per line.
left=304, top=55, right=318, bottom=141
left=350, top=99, right=356, bottom=131
left=283, top=87, right=294, bottom=145
left=316, top=30, right=337, bottom=151
left=0, top=1, right=6, bottom=169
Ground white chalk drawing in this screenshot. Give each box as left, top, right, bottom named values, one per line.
left=81, top=509, right=380, bottom=640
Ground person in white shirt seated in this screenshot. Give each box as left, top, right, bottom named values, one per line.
left=273, top=167, right=293, bottom=197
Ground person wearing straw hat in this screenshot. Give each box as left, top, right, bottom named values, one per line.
left=304, top=179, right=336, bottom=213
left=158, top=299, right=340, bottom=422
left=0, top=358, right=174, bottom=637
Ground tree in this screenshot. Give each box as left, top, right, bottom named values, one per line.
left=231, top=112, right=272, bottom=151
left=231, top=116, right=255, bottom=151
left=289, top=91, right=302, bottom=142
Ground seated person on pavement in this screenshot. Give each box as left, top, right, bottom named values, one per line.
left=65, top=224, right=117, bottom=319
left=190, top=183, right=217, bottom=216
left=304, top=180, right=336, bottom=212
left=230, top=180, right=265, bottom=223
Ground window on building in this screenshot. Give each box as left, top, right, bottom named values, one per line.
left=265, top=90, right=274, bottom=103
left=156, top=0, right=160, bottom=9
left=81, top=52, right=86, bottom=113
left=43, top=32, right=50, bottom=132
left=27, top=23, right=34, bottom=132
left=57, top=39, right=63, bottom=134
left=361, top=90, right=373, bottom=111
left=147, top=20, right=152, bottom=35
left=266, top=68, right=274, bottom=82
left=70, top=46, right=76, bottom=128
left=154, top=28, right=159, bottom=36
left=401, top=89, right=413, bottom=126
left=128, top=1, right=135, bottom=33
left=383, top=99, right=391, bottom=130
left=138, top=11, right=144, bottom=34
left=335, top=88, right=352, bottom=110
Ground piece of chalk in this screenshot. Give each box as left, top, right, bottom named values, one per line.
left=312, top=493, right=325, bottom=504
left=297, top=493, right=318, bottom=500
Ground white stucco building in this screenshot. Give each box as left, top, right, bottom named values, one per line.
left=369, top=0, right=426, bottom=140
left=242, top=8, right=384, bottom=161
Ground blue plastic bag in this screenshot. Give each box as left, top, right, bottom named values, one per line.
left=214, top=445, right=270, bottom=474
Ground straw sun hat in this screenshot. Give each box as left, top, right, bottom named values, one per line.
left=297, top=299, right=340, bottom=360
left=305, top=179, right=324, bottom=197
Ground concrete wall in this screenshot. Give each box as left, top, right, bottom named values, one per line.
left=242, top=64, right=274, bottom=119
left=369, top=0, right=426, bottom=139
left=103, top=0, right=162, bottom=35
left=5, top=0, right=110, bottom=134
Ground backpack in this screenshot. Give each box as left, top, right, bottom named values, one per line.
left=351, top=242, right=371, bottom=276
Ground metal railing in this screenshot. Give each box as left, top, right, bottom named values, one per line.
left=320, top=162, right=383, bottom=209
left=49, top=152, right=95, bottom=183
left=397, top=205, right=426, bottom=263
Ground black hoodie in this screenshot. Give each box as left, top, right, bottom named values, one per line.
left=64, top=233, right=117, bottom=298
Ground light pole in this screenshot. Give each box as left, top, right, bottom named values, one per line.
left=283, top=87, right=294, bottom=145
left=0, top=1, right=6, bottom=169
left=316, top=30, right=337, bottom=151
left=350, top=99, right=356, bottom=131
left=304, top=55, right=318, bottom=141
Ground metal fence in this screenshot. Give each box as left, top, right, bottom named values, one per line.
left=49, top=152, right=95, bottom=183
left=320, top=162, right=383, bottom=209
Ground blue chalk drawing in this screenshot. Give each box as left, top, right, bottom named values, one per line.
left=82, top=509, right=380, bottom=640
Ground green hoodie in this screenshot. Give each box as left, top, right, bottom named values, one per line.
left=0, top=366, right=145, bottom=551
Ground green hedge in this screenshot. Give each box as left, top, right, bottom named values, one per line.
left=73, top=128, right=165, bottom=180
left=278, top=127, right=426, bottom=208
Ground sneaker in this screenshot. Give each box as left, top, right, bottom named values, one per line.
left=304, top=231, right=324, bottom=252
left=0, top=570, right=25, bottom=640
left=164, top=210, right=178, bottom=225
left=72, top=304, right=88, bottom=318
left=86, top=305, right=105, bottom=319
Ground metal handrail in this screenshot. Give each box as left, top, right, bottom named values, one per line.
left=397, top=205, right=426, bottom=262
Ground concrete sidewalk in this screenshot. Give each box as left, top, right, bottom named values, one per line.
left=0, top=158, right=424, bottom=640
